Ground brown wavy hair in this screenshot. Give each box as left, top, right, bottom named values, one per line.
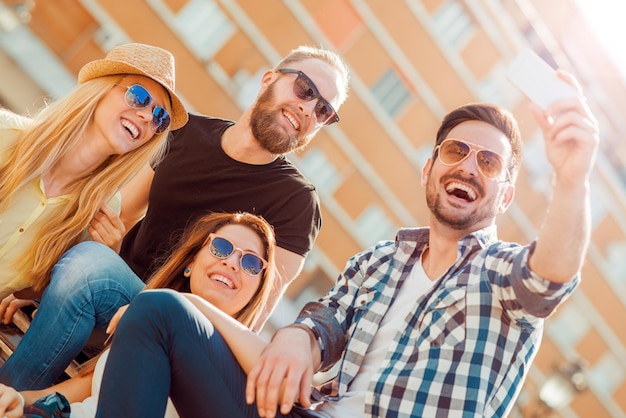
left=145, top=211, right=277, bottom=329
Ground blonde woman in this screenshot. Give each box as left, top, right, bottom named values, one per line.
left=0, top=42, right=187, bottom=298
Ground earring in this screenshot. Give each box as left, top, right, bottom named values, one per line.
left=183, top=267, right=191, bottom=277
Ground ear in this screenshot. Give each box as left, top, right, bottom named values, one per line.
left=421, top=158, right=433, bottom=187
left=184, top=262, right=194, bottom=278
left=497, top=183, right=516, bottom=213
left=260, top=69, right=275, bottom=87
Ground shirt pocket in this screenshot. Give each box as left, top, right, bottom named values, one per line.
left=419, top=287, right=466, bottom=347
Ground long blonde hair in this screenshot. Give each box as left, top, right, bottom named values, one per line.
left=0, top=75, right=169, bottom=291
left=146, top=212, right=277, bottom=329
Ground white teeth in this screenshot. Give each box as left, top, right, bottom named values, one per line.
left=212, top=274, right=234, bottom=289
left=121, top=119, right=139, bottom=139
left=446, top=182, right=477, bottom=201
left=283, top=111, right=299, bottom=130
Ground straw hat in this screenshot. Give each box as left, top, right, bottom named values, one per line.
left=78, top=43, right=188, bottom=130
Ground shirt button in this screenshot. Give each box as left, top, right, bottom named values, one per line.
left=18, top=228, right=24, bottom=233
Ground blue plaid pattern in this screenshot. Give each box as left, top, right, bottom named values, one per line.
left=295, top=225, right=579, bottom=417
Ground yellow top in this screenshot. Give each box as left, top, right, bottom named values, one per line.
left=0, top=111, right=121, bottom=297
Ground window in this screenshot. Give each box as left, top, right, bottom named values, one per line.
left=174, top=0, right=234, bottom=60
left=587, top=353, right=625, bottom=396
left=432, top=0, right=475, bottom=50
left=372, top=69, right=411, bottom=118
left=298, top=148, right=342, bottom=195
left=355, top=205, right=396, bottom=247
left=546, top=303, right=590, bottom=348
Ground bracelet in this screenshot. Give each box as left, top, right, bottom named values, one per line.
left=16, top=391, right=25, bottom=409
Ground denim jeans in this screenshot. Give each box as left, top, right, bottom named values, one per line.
left=0, top=241, right=145, bottom=390
left=95, top=290, right=319, bottom=418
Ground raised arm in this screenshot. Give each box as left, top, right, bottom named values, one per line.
left=529, top=71, right=599, bottom=283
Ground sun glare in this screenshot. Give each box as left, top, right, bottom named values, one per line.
left=575, top=0, right=626, bottom=78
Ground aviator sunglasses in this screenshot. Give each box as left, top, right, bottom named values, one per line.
left=207, top=234, right=268, bottom=276
left=119, top=84, right=171, bottom=134
left=434, top=138, right=510, bottom=181
left=276, top=68, right=340, bottom=126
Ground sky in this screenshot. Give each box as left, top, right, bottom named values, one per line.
left=574, top=0, right=626, bottom=78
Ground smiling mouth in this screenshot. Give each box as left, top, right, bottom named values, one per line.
left=211, top=274, right=234, bottom=289
left=283, top=110, right=300, bottom=131
left=121, top=119, right=139, bottom=139
left=446, top=181, right=477, bottom=202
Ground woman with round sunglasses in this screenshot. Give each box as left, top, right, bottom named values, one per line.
left=0, top=43, right=187, bottom=299
left=0, top=211, right=276, bottom=417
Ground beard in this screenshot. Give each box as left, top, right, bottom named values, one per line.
left=425, top=171, right=501, bottom=231
left=250, top=82, right=314, bottom=155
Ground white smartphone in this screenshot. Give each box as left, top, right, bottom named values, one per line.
left=506, top=48, right=579, bottom=109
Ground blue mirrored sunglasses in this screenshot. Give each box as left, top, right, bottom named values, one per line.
left=121, top=84, right=171, bottom=134
left=208, top=235, right=268, bottom=276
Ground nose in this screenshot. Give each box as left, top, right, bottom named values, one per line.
left=135, top=105, right=154, bottom=122
left=221, top=250, right=242, bottom=271
left=457, top=149, right=480, bottom=177
left=298, top=99, right=318, bottom=120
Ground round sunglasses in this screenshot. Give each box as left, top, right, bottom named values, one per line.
left=276, top=68, right=339, bottom=126
left=206, top=235, right=268, bottom=276
left=434, top=138, right=510, bottom=181
left=119, top=84, right=171, bottom=134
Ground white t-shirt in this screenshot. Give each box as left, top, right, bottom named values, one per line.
left=315, top=257, right=436, bottom=417
left=70, top=349, right=178, bottom=417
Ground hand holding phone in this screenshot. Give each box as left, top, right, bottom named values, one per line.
left=507, top=49, right=579, bottom=109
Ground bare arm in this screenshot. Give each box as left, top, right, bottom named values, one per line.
left=252, top=247, right=305, bottom=331
left=20, top=372, right=93, bottom=406
left=119, top=164, right=154, bottom=232
left=182, top=293, right=268, bottom=373
left=89, top=165, right=154, bottom=252
left=529, top=71, right=599, bottom=283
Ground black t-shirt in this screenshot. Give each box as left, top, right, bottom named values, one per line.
left=119, top=113, right=321, bottom=280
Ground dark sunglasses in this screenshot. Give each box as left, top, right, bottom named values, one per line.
left=120, top=84, right=171, bottom=134
left=207, top=235, right=268, bottom=276
left=434, top=138, right=510, bottom=181
left=276, top=68, right=339, bottom=126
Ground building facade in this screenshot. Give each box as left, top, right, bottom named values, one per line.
left=0, top=0, right=624, bottom=416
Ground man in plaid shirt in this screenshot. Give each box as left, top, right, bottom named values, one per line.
left=247, top=71, right=599, bottom=417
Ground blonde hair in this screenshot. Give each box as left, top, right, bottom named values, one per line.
left=0, top=75, right=170, bottom=291
left=275, top=45, right=350, bottom=106
left=145, top=212, right=277, bottom=329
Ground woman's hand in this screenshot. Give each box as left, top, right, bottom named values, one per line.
left=105, top=304, right=129, bottom=338
left=0, top=384, right=24, bottom=417
left=0, top=294, right=34, bottom=325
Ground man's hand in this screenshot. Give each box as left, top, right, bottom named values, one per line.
left=0, top=294, right=35, bottom=325
left=530, top=70, right=599, bottom=186
left=246, top=326, right=318, bottom=417
left=88, top=204, right=126, bottom=253
left=529, top=70, right=599, bottom=283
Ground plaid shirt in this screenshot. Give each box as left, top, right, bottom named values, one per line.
left=296, top=225, right=579, bottom=417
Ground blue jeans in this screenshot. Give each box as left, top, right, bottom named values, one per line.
left=0, top=241, right=145, bottom=390
left=95, top=290, right=315, bottom=418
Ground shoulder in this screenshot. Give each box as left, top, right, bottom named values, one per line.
left=0, top=109, right=31, bottom=155
left=0, top=108, right=31, bottom=131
